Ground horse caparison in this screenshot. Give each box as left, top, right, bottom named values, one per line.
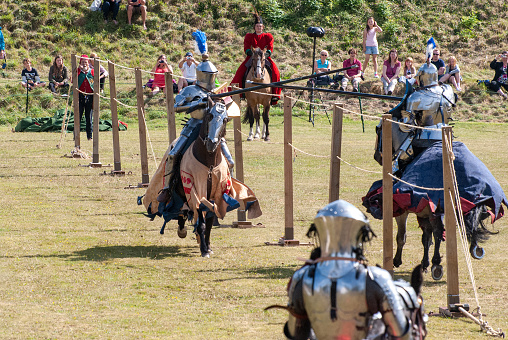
left=244, top=47, right=272, bottom=141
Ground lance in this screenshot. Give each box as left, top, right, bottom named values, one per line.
left=210, top=65, right=359, bottom=99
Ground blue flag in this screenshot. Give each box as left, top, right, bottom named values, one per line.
left=426, top=37, right=436, bottom=60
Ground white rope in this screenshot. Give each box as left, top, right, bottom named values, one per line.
left=387, top=173, right=444, bottom=191
left=288, top=143, right=329, bottom=158
left=336, top=155, right=382, bottom=174
left=386, top=118, right=443, bottom=132
left=114, top=98, right=137, bottom=109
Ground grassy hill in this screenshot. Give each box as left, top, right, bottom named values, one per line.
left=1, top=0, right=508, bottom=125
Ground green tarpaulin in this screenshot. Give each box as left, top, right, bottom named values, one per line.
left=14, top=109, right=128, bottom=132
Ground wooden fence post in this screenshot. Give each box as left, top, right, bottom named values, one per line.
left=231, top=84, right=247, bottom=222
left=443, top=126, right=460, bottom=305
left=382, top=114, right=394, bottom=275
left=165, top=72, right=176, bottom=144
left=329, top=103, right=343, bottom=202
left=108, top=61, right=124, bottom=175
left=91, top=57, right=101, bottom=167
left=283, top=95, right=297, bottom=244
left=135, top=68, right=149, bottom=186
left=71, top=54, right=80, bottom=148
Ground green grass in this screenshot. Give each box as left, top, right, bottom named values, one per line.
left=0, top=111, right=507, bottom=338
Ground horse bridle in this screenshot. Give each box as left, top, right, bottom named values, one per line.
left=252, top=50, right=266, bottom=80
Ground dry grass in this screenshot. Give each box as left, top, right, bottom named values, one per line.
left=0, top=108, right=507, bottom=339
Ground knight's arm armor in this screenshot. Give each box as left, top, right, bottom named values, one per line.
left=220, top=138, right=234, bottom=169
left=366, top=266, right=411, bottom=340
left=285, top=267, right=312, bottom=340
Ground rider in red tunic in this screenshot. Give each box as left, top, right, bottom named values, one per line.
left=230, top=14, right=281, bottom=105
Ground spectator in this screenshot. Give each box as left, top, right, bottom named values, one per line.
left=398, top=57, right=417, bottom=86
left=430, top=48, right=445, bottom=80
left=177, top=52, right=198, bottom=92
left=77, top=55, right=94, bottom=140
left=311, top=49, right=332, bottom=86
left=103, top=0, right=121, bottom=25
left=150, top=54, right=173, bottom=96
left=440, top=56, right=462, bottom=91
left=127, top=0, right=147, bottom=30
left=21, top=58, right=45, bottom=90
left=489, top=51, right=508, bottom=99
left=362, top=17, right=382, bottom=78
left=89, top=52, right=108, bottom=94
left=48, top=54, right=69, bottom=96
left=381, top=49, right=401, bottom=95
left=340, top=48, right=362, bottom=92
left=0, top=25, right=5, bottom=64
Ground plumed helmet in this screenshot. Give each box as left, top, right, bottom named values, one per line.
left=254, top=13, right=263, bottom=26
left=313, top=200, right=370, bottom=257
left=416, top=62, right=438, bottom=87
left=195, top=55, right=218, bottom=91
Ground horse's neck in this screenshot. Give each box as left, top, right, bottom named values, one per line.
left=192, top=137, right=222, bottom=168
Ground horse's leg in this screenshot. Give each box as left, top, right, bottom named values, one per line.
left=196, top=211, right=209, bottom=257
left=205, top=216, right=214, bottom=255
left=254, top=105, right=261, bottom=140
left=177, top=215, right=187, bottom=238
left=429, top=215, right=444, bottom=280
left=393, top=211, right=409, bottom=268
left=246, top=105, right=255, bottom=141
left=262, top=103, right=270, bottom=141
left=418, top=216, right=432, bottom=272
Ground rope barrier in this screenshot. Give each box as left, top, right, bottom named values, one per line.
left=288, top=142, right=329, bottom=158
left=336, top=155, right=382, bottom=174
left=114, top=98, right=137, bottom=109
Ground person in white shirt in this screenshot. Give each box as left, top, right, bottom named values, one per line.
left=178, top=52, right=198, bottom=92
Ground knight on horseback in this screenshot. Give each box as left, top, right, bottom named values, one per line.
left=230, top=13, right=281, bottom=105
left=278, top=200, right=427, bottom=340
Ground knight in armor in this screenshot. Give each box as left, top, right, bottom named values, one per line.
left=281, top=200, right=427, bottom=340
left=230, top=13, right=281, bottom=105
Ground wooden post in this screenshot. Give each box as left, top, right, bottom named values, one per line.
left=232, top=84, right=247, bottom=222
left=91, top=57, right=101, bottom=167
left=165, top=72, right=176, bottom=143
left=382, top=114, right=394, bottom=275
left=329, top=103, right=343, bottom=202
left=71, top=54, right=80, bottom=148
left=135, top=68, right=150, bottom=186
left=443, top=126, right=460, bottom=305
left=108, top=61, right=124, bottom=175
left=283, top=95, right=297, bottom=244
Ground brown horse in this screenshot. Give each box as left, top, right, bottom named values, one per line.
left=244, top=47, right=272, bottom=141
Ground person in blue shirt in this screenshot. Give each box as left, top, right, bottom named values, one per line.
left=0, top=26, right=6, bottom=63
left=312, top=49, right=332, bottom=85
left=430, top=48, right=445, bottom=81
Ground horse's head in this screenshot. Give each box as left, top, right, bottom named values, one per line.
left=201, top=100, right=229, bottom=154
left=250, top=47, right=267, bottom=80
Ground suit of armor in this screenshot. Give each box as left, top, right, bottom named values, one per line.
left=285, top=200, right=423, bottom=340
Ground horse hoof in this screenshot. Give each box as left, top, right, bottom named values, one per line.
left=471, top=245, right=485, bottom=260
left=254, top=134, right=260, bottom=140
left=264, top=136, right=270, bottom=142
left=201, top=252, right=210, bottom=258
left=431, top=265, right=443, bottom=280
left=177, top=227, right=187, bottom=239
left=207, top=248, right=214, bottom=255
left=247, top=135, right=253, bottom=141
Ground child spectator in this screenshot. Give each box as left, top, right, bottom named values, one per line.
left=440, top=56, right=462, bottom=91
left=398, top=57, right=417, bottom=86
left=340, top=48, right=362, bottom=92
left=48, top=54, right=69, bottom=96
left=77, top=55, right=94, bottom=140
left=21, top=58, right=45, bottom=90
left=362, top=17, right=382, bottom=78
left=489, top=51, right=508, bottom=99
left=150, top=54, right=173, bottom=96
left=381, top=49, right=401, bottom=95
left=89, top=52, right=108, bottom=94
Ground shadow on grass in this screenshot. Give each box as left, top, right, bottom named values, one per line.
left=199, top=264, right=299, bottom=281
left=69, top=245, right=194, bottom=261
left=393, top=269, right=446, bottom=288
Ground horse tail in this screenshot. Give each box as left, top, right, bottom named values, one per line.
left=464, top=204, right=499, bottom=244
left=243, top=105, right=252, bottom=125
left=410, top=264, right=424, bottom=296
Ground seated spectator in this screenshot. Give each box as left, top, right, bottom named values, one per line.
left=103, top=0, right=121, bottom=25
left=398, top=57, right=417, bottom=86
left=177, top=52, right=198, bottom=92
left=127, top=0, right=147, bottom=30
left=430, top=48, right=445, bottom=80
left=340, top=48, right=362, bottom=92
left=0, top=25, right=5, bottom=65
left=381, top=49, right=401, bottom=95
left=150, top=54, right=173, bottom=96
left=489, top=51, right=508, bottom=99
left=89, top=52, right=109, bottom=94
left=48, top=54, right=69, bottom=96
left=312, top=49, right=332, bottom=85
left=21, top=58, right=45, bottom=90
left=440, top=56, right=462, bottom=91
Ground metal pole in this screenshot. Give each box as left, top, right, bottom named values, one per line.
left=309, top=36, right=317, bottom=123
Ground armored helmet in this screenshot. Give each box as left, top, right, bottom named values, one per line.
left=416, top=62, right=438, bottom=87
left=313, top=200, right=370, bottom=257
left=195, top=54, right=218, bottom=91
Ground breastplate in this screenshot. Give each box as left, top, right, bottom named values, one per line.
left=302, top=261, right=369, bottom=340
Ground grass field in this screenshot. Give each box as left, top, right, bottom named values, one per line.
left=0, top=106, right=507, bottom=339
